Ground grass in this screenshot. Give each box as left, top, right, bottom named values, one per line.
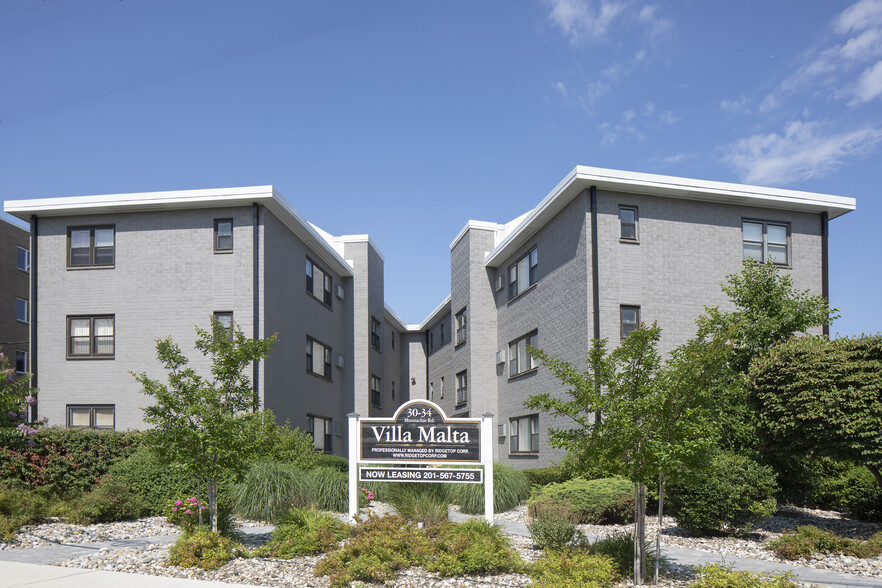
left=768, top=525, right=882, bottom=560
left=231, top=461, right=311, bottom=523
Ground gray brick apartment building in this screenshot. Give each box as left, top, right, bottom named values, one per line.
left=4, top=167, right=855, bottom=466
left=0, top=216, right=30, bottom=378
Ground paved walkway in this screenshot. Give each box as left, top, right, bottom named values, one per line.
left=1, top=518, right=880, bottom=587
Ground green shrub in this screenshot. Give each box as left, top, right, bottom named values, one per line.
left=255, top=507, right=348, bottom=558
left=529, top=548, right=619, bottom=588
left=244, top=411, right=318, bottom=470
left=669, top=452, right=777, bottom=536
left=168, top=528, right=240, bottom=570
left=62, top=475, right=145, bottom=524
left=527, top=500, right=582, bottom=549
left=386, top=482, right=451, bottom=527
left=0, top=484, right=46, bottom=541
left=454, top=462, right=531, bottom=515
left=313, top=453, right=349, bottom=472
left=426, top=519, right=522, bottom=576
left=231, top=460, right=311, bottom=523
left=524, top=466, right=569, bottom=490
left=107, top=447, right=197, bottom=515
left=315, top=514, right=432, bottom=587
left=586, top=531, right=655, bottom=579
left=817, top=465, right=882, bottom=521
left=687, top=564, right=798, bottom=587
left=529, top=477, right=635, bottom=524
left=164, top=495, right=237, bottom=536
left=305, top=467, right=349, bottom=513
left=1, top=428, right=140, bottom=494
left=768, top=525, right=882, bottom=560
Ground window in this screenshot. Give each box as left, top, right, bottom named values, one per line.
left=391, top=380, right=395, bottom=401
left=455, top=307, right=467, bottom=345
left=456, top=371, right=468, bottom=406
left=68, top=226, right=114, bottom=267
left=67, top=405, right=115, bottom=429
left=15, top=351, right=26, bottom=374
left=429, top=332, right=434, bottom=351
left=67, top=315, right=115, bottom=358
left=371, top=375, right=382, bottom=408
left=430, top=381, right=434, bottom=401
left=306, top=337, right=332, bottom=379
left=440, top=323, right=445, bottom=345
left=392, top=331, right=395, bottom=350
left=440, top=376, right=444, bottom=399
left=743, top=220, right=789, bottom=265
left=508, top=246, right=538, bottom=300
left=620, top=306, right=640, bottom=339
left=306, top=258, right=333, bottom=307
left=370, top=317, right=382, bottom=350
left=16, top=247, right=29, bottom=272
left=510, top=415, right=539, bottom=454
left=213, top=311, right=234, bottom=341
left=16, top=298, right=27, bottom=323
left=214, top=218, right=233, bottom=251
left=509, top=331, right=539, bottom=377
left=307, top=415, right=332, bottom=452
left=619, top=206, right=638, bottom=241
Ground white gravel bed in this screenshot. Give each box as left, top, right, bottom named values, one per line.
left=0, top=516, right=178, bottom=550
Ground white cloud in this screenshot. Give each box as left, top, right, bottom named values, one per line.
left=834, top=0, right=882, bottom=35
left=544, top=0, right=626, bottom=44
left=658, top=110, right=679, bottom=125
left=555, top=81, right=569, bottom=101
left=623, top=109, right=636, bottom=121
left=643, top=101, right=655, bottom=115
left=722, top=120, right=882, bottom=185
left=637, top=5, right=672, bottom=40
left=851, top=60, right=882, bottom=103
left=720, top=96, right=750, bottom=114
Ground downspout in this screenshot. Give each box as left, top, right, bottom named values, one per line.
left=30, top=216, right=38, bottom=422
left=590, top=187, right=601, bottom=423
left=821, top=211, right=830, bottom=337
left=425, top=330, right=430, bottom=400
left=252, top=204, right=260, bottom=410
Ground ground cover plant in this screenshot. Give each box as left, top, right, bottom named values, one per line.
left=529, top=548, right=619, bottom=588
left=254, top=507, right=349, bottom=558
left=0, top=483, right=46, bottom=541
left=528, top=477, right=635, bottom=524
left=526, top=500, right=582, bottom=549
left=60, top=475, right=145, bottom=524
left=586, top=531, right=656, bottom=579
left=768, top=525, right=882, bottom=560
left=686, top=564, right=797, bottom=587
left=425, top=518, right=522, bottom=577
left=168, top=528, right=242, bottom=570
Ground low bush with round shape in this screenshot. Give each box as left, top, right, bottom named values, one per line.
left=768, top=525, right=882, bottom=560
left=254, top=507, right=349, bottom=558
left=668, top=452, right=777, bottom=536
left=527, top=500, right=582, bottom=549
left=529, top=548, right=619, bottom=588
left=687, top=564, right=797, bottom=587
left=62, top=475, right=146, bottom=524
left=168, top=528, right=240, bottom=570
left=528, top=477, right=635, bottom=525
left=426, top=519, right=522, bottom=577
left=454, top=462, right=531, bottom=515
left=523, top=466, right=569, bottom=490
left=107, top=447, right=197, bottom=515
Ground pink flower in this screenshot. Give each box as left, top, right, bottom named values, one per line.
left=175, top=500, right=183, bottom=506
left=172, top=507, right=178, bottom=512
left=185, top=509, right=192, bottom=514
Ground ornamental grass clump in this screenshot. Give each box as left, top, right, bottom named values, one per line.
left=453, top=462, right=531, bottom=515
left=231, top=460, right=310, bottom=523
left=254, top=507, right=348, bottom=558
left=768, top=525, right=882, bottom=560
left=385, top=482, right=451, bottom=527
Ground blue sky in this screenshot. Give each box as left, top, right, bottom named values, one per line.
left=1, top=0, right=880, bottom=336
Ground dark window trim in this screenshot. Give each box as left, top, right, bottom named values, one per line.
left=455, top=307, right=467, bottom=346
left=370, top=374, right=382, bottom=408
left=507, top=245, right=538, bottom=302
left=213, top=218, right=234, bottom=252
left=306, top=257, right=333, bottom=308
left=307, top=414, right=333, bottom=453
left=16, top=247, right=29, bottom=273
left=620, top=305, right=640, bottom=339
left=16, top=298, right=28, bottom=324
left=66, top=315, right=115, bottom=359
left=618, top=205, right=639, bottom=243
left=67, top=225, right=115, bottom=268
left=742, top=218, right=791, bottom=267
left=15, top=350, right=27, bottom=374
left=455, top=370, right=468, bottom=407
left=508, top=330, right=539, bottom=379
left=306, top=336, right=333, bottom=380
left=67, top=404, right=115, bottom=430
left=370, top=317, right=382, bottom=351
left=510, top=414, right=539, bottom=455
left=213, top=311, right=234, bottom=341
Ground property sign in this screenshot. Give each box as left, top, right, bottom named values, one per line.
left=359, top=467, right=483, bottom=484
left=359, top=401, right=481, bottom=464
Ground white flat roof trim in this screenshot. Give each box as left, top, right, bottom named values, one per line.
left=418, top=295, right=451, bottom=330
left=449, top=220, right=505, bottom=251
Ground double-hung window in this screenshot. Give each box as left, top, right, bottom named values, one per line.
left=370, top=375, right=382, bottom=408
left=67, top=315, right=115, bottom=358
left=68, top=405, right=115, bottom=429
left=16, top=247, right=29, bottom=272
left=68, top=226, right=114, bottom=267
left=508, top=246, right=538, bottom=300
left=620, top=306, right=640, bottom=339
left=742, top=220, right=789, bottom=265
left=510, top=415, right=539, bottom=454
left=509, top=331, right=539, bottom=377
left=306, top=258, right=333, bottom=307
left=213, top=311, right=234, bottom=341
left=456, top=371, right=468, bottom=406
left=16, top=299, right=27, bottom=323
left=214, top=218, right=233, bottom=251
left=306, top=337, right=332, bottom=379
left=455, top=307, right=467, bottom=345
left=307, top=415, right=332, bottom=452
left=619, top=206, right=638, bottom=241
left=15, top=351, right=26, bottom=374
left=370, top=317, right=382, bottom=350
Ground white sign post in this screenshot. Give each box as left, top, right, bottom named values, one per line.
left=348, top=400, right=494, bottom=523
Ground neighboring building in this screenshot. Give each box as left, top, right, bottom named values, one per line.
left=4, top=167, right=855, bottom=464
left=0, top=216, right=30, bottom=380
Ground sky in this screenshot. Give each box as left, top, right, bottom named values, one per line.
left=1, top=0, right=880, bottom=336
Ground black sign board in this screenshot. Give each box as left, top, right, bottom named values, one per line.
left=360, top=401, right=481, bottom=463
left=359, top=467, right=483, bottom=484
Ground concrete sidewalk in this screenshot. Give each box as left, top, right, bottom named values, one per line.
left=0, top=561, right=264, bottom=588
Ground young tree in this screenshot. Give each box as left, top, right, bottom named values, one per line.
left=0, top=351, right=45, bottom=447
left=748, top=334, right=882, bottom=488
left=133, top=319, right=276, bottom=533
left=526, top=323, right=730, bottom=585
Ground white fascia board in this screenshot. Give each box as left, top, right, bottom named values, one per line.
left=333, top=234, right=386, bottom=263
left=383, top=304, right=409, bottom=332
left=0, top=214, right=29, bottom=232
left=417, top=295, right=452, bottom=330
left=484, top=166, right=856, bottom=268
left=449, top=220, right=504, bottom=251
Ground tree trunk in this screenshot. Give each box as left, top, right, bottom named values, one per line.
left=655, top=478, right=665, bottom=585
left=867, top=464, right=882, bottom=489
left=209, top=477, right=218, bottom=533
left=634, top=482, right=646, bottom=585
left=197, top=476, right=203, bottom=527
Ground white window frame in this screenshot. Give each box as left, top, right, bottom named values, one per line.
left=508, top=246, right=538, bottom=300
left=370, top=317, right=382, bottom=350
left=455, top=307, right=467, bottom=345
left=67, top=405, right=115, bottom=430
left=456, top=370, right=468, bottom=406
left=619, top=205, right=638, bottom=241
left=742, top=220, right=790, bottom=266
left=306, top=258, right=333, bottom=307
left=307, top=337, right=332, bottom=380
left=620, top=305, right=640, bottom=339
left=16, top=247, right=29, bottom=272
left=510, top=414, right=539, bottom=454
left=16, top=298, right=27, bottom=324
left=307, top=415, right=332, bottom=452
left=509, top=331, right=539, bottom=378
